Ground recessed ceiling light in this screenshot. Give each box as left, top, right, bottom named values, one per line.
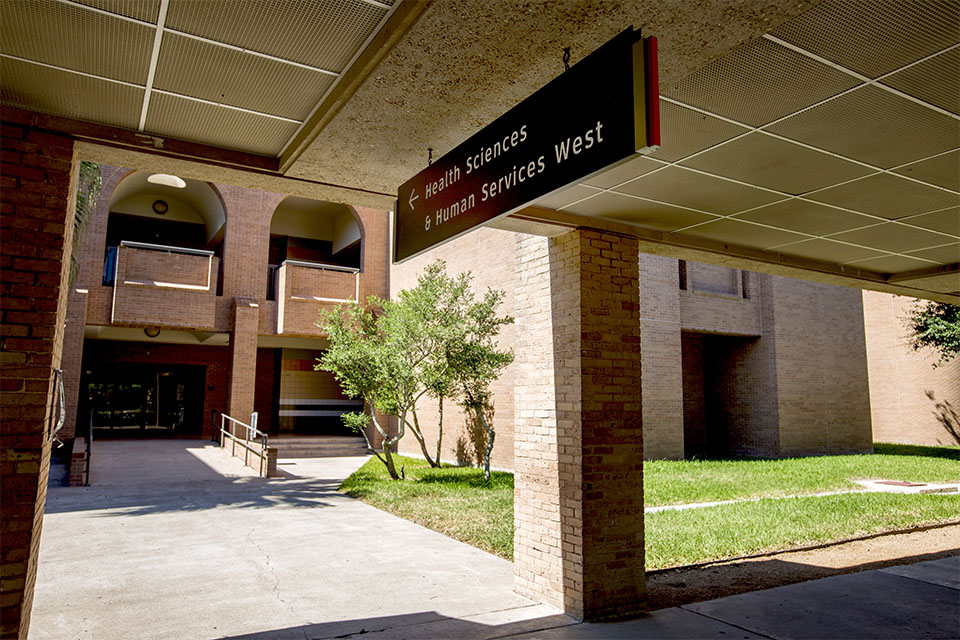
left=147, top=173, right=186, bottom=188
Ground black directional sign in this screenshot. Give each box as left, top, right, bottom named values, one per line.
left=394, top=27, right=660, bottom=263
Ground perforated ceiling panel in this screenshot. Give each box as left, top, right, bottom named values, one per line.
left=153, top=33, right=336, bottom=121
left=769, top=0, right=960, bottom=78
left=145, top=92, right=300, bottom=156
left=163, top=0, right=388, bottom=72
left=76, top=0, right=160, bottom=23
left=679, top=132, right=873, bottom=195
left=0, top=0, right=153, bottom=84
left=0, top=57, right=143, bottom=129
left=0, top=0, right=397, bottom=160
left=766, top=85, right=960, bottom=169
left=528, top=0, right=959, bottom=299
left=663, top=35, right=858, bottom=127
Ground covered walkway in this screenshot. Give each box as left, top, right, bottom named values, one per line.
left=30, top=441, right=959, bottom=639
left=30, top=441, right=558, bottom=640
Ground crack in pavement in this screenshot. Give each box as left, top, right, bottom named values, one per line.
left=246, top=527, right=289, bottom=607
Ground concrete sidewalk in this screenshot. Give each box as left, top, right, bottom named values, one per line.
left=30, top=440, right=959, bottom=639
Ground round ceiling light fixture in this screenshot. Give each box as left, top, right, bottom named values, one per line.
left=147, top=173, right=186, bottom=188
left=144, top=327, right=161, bottom=338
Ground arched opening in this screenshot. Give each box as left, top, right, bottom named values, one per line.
left=267, top=197, right=362, bottom=300
left=103, top=171, right=226, bottom=292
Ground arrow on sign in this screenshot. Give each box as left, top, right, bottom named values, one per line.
left=408, top=189, right=419, bottom=211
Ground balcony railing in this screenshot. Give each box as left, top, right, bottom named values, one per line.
left=276, top=260, right=360, bottom=335
left=111, top=241, right=219, bottom=329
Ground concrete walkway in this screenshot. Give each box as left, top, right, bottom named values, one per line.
left=30, top=440, right=960, bottom=640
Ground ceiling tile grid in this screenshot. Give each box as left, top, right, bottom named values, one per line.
left=563, top=0, right=959, bottom=283
left=768, top=0, right=960, bottom=78
left=0, top=56, right=143, bottom=130
left=153, top=33, right=336, bottom=121
left=0, top=0, right=395, bottom=156
left=0, top=0, right=153, bottom=84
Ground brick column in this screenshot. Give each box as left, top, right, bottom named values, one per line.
left=59, top=288, right=89, bottom=440
left=228, top=297, right=259, bottom=429
left=514, top=229, right=644, bottom=621
left=0, top=121, right=78, bottom=640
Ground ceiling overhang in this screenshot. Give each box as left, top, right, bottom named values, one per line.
left=1, top=0, right=957, bottom=302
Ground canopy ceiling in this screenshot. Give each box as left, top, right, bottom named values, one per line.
left=1, top=0, right=957, bottom=301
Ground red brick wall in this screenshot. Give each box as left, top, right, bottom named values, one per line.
left=0, top=119, right=77, bottom=640
left=78, top=340, right=230, bottom=438
left=253, top=348, right=278, bottom=436
left=111, top=247, right=218, bottom=329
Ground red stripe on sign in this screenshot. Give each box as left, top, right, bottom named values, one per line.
left=645, top=36, right=660, bottom=147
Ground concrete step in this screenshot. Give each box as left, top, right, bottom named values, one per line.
left=270, top=437, right=369, bottom=458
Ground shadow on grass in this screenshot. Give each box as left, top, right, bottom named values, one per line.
left=874, top=442, right=960, bottom=461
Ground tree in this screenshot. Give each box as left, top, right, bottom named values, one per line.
left=71, top=161, right=101, bottom=284
left=447, top=285, right=514, bottom=480
left=316, top=261, right=514, bottom=480
left=399, top=261, right=473, bottom=468
left=906, top=301, right=960, bottom=367
left=317, top=300, right=405, bottom=479
left=316, top=287, right=457, bottom=480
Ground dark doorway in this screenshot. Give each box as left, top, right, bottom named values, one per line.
left=81, top=364, right=206, bottom=438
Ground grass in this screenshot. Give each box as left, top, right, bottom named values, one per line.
left=339, top=443, right=960, bottom=567
left=339, top=456, right=514, bottom=559
left=643, top=442, right=960, bottom=507
left=645, top=491, right=960, bottom=569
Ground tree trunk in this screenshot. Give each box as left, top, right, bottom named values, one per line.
left=371, top=408, right=403, bottom=480
left=407, top=409, right=437, bottom=467
left=475, top=406, right=496, bottom=481
left=434, top=395, right=444, bottom=468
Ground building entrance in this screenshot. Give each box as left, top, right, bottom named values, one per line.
left=81, top=364, right=206, bottom=437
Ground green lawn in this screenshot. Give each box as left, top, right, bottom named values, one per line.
left=339, top=443, right=960, bottom=567
left=339, top=456, right=514, bottom=558
left=643, top=442, right=960, bottom=507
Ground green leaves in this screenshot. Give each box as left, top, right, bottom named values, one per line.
left=315, top=260, right=514, bottom=478
left=70, top=161, right=102, bottom=284
left=906, top=301, right=960, bottom=367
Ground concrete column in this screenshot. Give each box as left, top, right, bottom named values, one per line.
left=228, top=297, right=259, bottom=429
left=514, top=229, right=644, bottom=621
left=0, top=119, right=78, bottom=640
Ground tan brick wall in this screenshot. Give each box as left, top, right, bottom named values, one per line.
left=863, top=291, right=960, bottom=446
left=0, top=118, right=77, bottom=640
left=59, top=289, right=88, bottom=439
left=513, top=229, right=645, bottom=620
left=390, top=226, right=517, bottom=469
left=512, top=233, right=564, bottom=611
left=768, top=276, right=873, bottom=456
left=639, top=254, right=683, bottom=459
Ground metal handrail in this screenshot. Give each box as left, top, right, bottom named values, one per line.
left=47, top=368, right=66, bottom=447
left=218, top=411, right=270, bottom=476
left=120, top=240, right=214, bottom=257
left=282, top=259, right=359, bottom=273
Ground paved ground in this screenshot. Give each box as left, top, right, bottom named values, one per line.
left=30, top=440, right=960, bottom=640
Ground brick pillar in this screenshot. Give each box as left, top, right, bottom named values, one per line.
left=0, top=120, right=78, bottom=640
left=228, top=297, right=259, bottom=429
left=59, top=288, right=89, bottom=440
left=514, top=229, right=644, bottom=621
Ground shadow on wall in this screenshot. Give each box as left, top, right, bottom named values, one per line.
left=455, top=400, right=494, bottom=467
left=926, top=390, right=960, bottom=445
